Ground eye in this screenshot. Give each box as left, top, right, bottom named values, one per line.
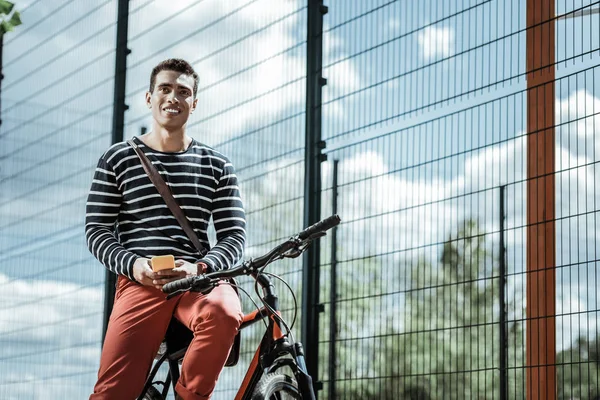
left=180, top=89, right=191, bottom=96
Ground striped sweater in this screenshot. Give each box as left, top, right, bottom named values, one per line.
left=85, top=136, right=246, bottom=281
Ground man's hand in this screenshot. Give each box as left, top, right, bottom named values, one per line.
left=147, top=260, right=202, bottom=290
left=173, top=259, right=202, bottom=276
left=132, top=257, right=187, bottom=290
left=132, top=258, right=205, bottom=290
left=132, top=258, right=157, bottom=287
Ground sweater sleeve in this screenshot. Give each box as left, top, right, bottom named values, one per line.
left=85, top=157, right=138, bottom=280
left=200, top=161, right=246, bottom=271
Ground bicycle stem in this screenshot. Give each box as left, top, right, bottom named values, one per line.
left=253, top=272, right=279, bottom=310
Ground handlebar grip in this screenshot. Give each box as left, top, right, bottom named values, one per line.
left=298, top=214, right=341, bottom=240
left=162, top=276, right=197, bottom=294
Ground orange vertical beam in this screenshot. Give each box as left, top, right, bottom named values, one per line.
left=526, top=0, right=556, bottom=399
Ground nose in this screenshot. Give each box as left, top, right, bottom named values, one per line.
left=167, top=91, right=179, bottom=103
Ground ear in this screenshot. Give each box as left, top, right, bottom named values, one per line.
left=191, top=97, right=198, bottom=113
left=145, top=92, right=152, bottom=108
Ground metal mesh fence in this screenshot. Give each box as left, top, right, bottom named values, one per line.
left=0, top=1, right=117, bottom=398
left=318, top=0, right=599, bottom=399
left=0, top=1, right=598, bottom=399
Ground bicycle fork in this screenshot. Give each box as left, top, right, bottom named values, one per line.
left=292, top=342, right=316, bottom=400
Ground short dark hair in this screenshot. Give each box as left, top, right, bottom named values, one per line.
left=149, top=58, right=199, bottom=97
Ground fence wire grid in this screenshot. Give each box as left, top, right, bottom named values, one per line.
left=0, top=1, right=598, bottom=399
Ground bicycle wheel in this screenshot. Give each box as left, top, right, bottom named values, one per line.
left=141, top=385, right=165, bottom=400
left=252, top=373, right=302, bottom=399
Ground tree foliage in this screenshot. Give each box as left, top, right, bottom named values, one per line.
left=0, top=1, right=21, bottom=36
left=332, top=219, right=525, bottom=399
left=557, top=335, right=600, bottom=400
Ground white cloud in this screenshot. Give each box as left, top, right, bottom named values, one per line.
left=556, top=90, right=600, bottom=241
left=234, top=0, right=300, bottom=22
left=388, top=17, right=402, bottom=35
left=556, top=89, right=600, bottom=163
left=322, top=57, right=361, bottom=120
left=242, top=149, right=461, bottom=265
left=556, top=291, right=599, bottom=351
left=0, top=273, right=103, bottom=338
left=458, top=135, right=527, bottom=237
left=0, top=273, right=103, bottom=399
left=417, top=26, right=454, bottom=61
left=331, top=151, right=459, bottom=259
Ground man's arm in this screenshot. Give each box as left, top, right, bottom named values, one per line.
left=85, top=157, right=140, bottom=281
left=200, top=161, right=246, bottom=271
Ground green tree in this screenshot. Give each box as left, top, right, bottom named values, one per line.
left=557, top=335, right=600, bottom=400
left=332, top=219, right=525, bottom=399
left=323, top=255, right=395, bottom=398
left=0, top=1, right=21, bottom=35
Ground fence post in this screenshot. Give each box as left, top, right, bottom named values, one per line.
left=525, top=0, right=556, bottom=397
left=103, top=0, right=130, bottom=343
left=328, top=159, right=339, bottom=399
left=499, top=185, right=508, bottom=400
left=302, top=0, right=328, bottom=395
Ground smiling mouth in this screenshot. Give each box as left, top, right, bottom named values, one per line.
left=163, top=107, right=181, bottom=115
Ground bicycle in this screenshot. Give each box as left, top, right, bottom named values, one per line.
left=137, top=214, right=341, bottom=400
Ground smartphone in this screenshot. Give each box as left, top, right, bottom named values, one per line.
left=151, top=255, right=175, bottom=272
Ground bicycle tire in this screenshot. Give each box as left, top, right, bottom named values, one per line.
left=251, top=373, right=302, bottom=399
left=141, top=385, right=165, bottom=400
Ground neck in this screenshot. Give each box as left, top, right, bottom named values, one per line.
left=143, top=124, right=191, bottom=152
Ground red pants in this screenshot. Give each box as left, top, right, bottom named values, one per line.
left=90, top=276, right=243, bottom=400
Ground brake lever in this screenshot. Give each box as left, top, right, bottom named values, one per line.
left=190, top=275, right=217, bottom=295
left=282, top=232, right=325, bottom=259
left=282, top=248, right=303, bottom=258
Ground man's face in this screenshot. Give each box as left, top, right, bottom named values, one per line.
left=146, top=70, right=197, bottom=130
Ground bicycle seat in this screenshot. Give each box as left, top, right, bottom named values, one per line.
left=160, top=318, right=240, bottom=367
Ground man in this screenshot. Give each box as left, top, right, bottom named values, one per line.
left=86, top=59, right=246, bottom=399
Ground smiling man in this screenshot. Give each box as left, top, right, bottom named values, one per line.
left=85, top=59, right=246, bottom=399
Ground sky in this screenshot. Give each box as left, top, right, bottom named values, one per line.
left=0, top=0, right=599, bottom=398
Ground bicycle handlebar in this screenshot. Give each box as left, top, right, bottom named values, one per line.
left=162, top=214, right=341, bottom=295
left=162, top=276, right=197, bottom=294
left=298, top=214, right=340, bottom=240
